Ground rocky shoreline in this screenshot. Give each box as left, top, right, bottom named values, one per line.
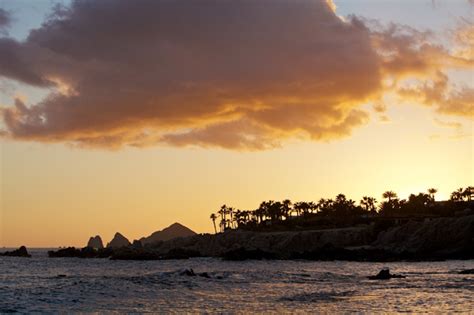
left=46, top=215, right=474, bottom=261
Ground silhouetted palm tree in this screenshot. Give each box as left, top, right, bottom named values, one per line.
left=427, top=188, right=437, bottom=202
left=360, top=196, right=377, bottom=212
left=218, top=205, right=227, bottom=232
left=308, top=201, right=317, bottom=214
left=451, top=188, right=464, bottom=202
left=228, top=207, right=235, bottom=228
left=382, top=191, right=397, bottom=202
left=282, top=199, right=292, bottom=219
left=463, top=186, right=473, bottom=201
left=293, top=202, right=304, bottom=217
left=210, top=213, right=217, bottom=234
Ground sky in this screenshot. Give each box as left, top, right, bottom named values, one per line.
left=0, top=0, right=472, bottom=247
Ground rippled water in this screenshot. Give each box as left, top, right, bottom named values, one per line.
left=1, top=250, right=473, bottom=313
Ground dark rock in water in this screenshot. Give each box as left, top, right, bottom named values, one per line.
left=368, top=268, right=406, bottom=280
left=57, top=274, right=67, bottom=278
left=180, top=268, right=196, bottom=276
left=110, top=247, right=160, bottom=260
left=87, top=235, right=104, bottom=249
left=458, top=269, right=474, bottom=274
left=222, top=247, right=277, bottom=261
left=107, top=232, right=131, bottom=249
left=49, top=247, right=81, bottom=257
left=1, top=246, right=31, bottom=257
left=198, top=272, right=211, bottom=278
left=163, top=248, right=201, bottom=259
left=48, top=246, right=113, bottom=258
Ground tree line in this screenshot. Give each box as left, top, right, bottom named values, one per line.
left=209, top=186, right=474, bottom=233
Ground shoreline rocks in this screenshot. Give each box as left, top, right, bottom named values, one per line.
left=48, top=247, right=113, bottom=258
left=46, top=215, right=474, bottom=262
left=1, top=246, right=31, bottom=257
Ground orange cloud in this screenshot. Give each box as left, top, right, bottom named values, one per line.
left=0, top=1, right=471, bottom=150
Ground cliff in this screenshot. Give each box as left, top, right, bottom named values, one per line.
left=373, top=215, right=474, bottom=256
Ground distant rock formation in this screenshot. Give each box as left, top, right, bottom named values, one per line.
left=1, top=246, right=31, bottom=257
left=107, top=232, right=131, bottom=248
left=87, top=235, right=104, bottom=249
left=140, top=222, right=196, bottom=245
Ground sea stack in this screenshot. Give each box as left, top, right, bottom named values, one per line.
left=107, top=232, right=131, bottom=248
left=87, top=235, right=104, bottom=249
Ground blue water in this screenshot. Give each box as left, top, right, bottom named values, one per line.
left=0, top=249, right=473, bottom=313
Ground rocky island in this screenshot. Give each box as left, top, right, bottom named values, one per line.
left=1, top=246, right=31, bottom=257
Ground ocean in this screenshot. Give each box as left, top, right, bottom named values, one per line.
left=1, top=249, right=473, bottom=313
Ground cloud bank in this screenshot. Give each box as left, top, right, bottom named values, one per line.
left=0, top=0, right=472, bottom=149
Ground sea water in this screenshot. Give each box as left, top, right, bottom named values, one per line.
left=1, top=249, right=473, bottom=313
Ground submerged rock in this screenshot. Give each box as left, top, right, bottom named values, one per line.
left=1, top=246, right=31, bottom=257
left=368, top=268, right=406, bottom=280
left=179, top=268, right=196, bottom=276
left=198, top=272, right=211, bottom=278
left=107, top=232, right=131, bottom=249
left=87, top=235, right=104, bottom=249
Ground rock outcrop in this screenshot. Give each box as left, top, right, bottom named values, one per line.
left=1, top=246, right=31, bottom=257
left=140, top=222, right=196, bottom=245
left=373, top=215, right=474, bottom=258
left=87, top=235, right=104, bottom=249
left=107, top=232, right=131, bottom=248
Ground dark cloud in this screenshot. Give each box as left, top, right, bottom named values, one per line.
left=0, top=0, right=471, bottom=149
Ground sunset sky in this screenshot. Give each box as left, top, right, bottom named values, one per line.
left=0, top=0, right=472, bottom=247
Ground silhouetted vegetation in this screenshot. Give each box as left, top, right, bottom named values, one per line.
left=210, top=186, right=474, bottom=233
